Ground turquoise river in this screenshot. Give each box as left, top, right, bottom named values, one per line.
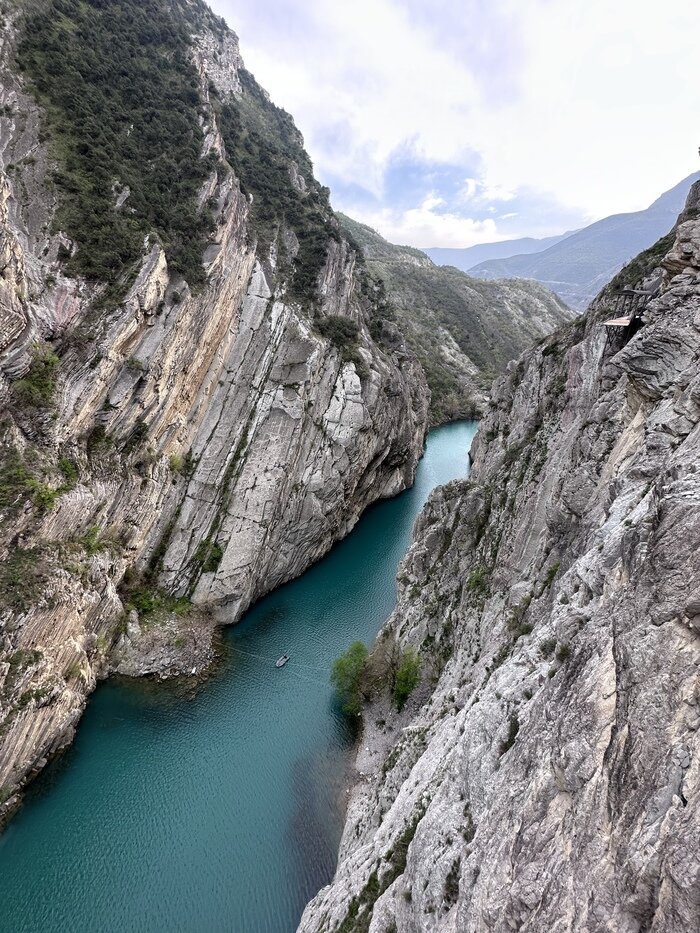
left=0, top=420, right=478, bottom=933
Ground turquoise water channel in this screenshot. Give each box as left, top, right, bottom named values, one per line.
left=0, top=421, right=478, bottom=933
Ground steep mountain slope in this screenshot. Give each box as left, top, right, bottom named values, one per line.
left=0, top=0, right=428, bottom=819
left=300, top=186, right=700, bottom=933
left=340, top=214, right=572, bottom=424
left=470, top=172, right=700, bottom=309
left=423, top=230, right=576, bottom=273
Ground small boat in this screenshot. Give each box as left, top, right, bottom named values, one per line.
left=275, top=654, right=290, bottom=668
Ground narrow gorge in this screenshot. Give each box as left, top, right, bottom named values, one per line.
left=300, top=186, right=700, bottom=933
left=0, top=0, right=567, bottom=830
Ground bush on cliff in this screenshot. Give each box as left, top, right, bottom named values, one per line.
left=392, top=647, right=421, bottom=711
left=331, top=641, right=369, bottom=716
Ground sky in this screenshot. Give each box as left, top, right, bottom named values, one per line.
left=208, top=0, right=699, bottom=249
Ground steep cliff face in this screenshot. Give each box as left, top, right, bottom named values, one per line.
left=300, top=187, right=700, bottom=933
left=339, top=213, right=572, bottom=425
left=0, top=1, right=428, bottom=817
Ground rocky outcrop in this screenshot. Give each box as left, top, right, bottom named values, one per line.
left=300, top=187, right=700, bottom=932
left=338, top=213, right=572, bottom=425
left=0, top=4, right=427, bottom=817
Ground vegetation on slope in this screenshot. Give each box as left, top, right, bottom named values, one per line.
left=17, top=0, right=224, bottom=293
left=216, top=68, right=338, bottom=308
left=338, top=213, right=571, bottom=423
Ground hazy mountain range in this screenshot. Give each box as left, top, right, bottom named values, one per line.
left=423, top=172, right=700, bottom=309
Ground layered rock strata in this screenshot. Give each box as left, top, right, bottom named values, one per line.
left=0, top=7, right=428, bottom=818
left=300, top=186, right=700, bottom=933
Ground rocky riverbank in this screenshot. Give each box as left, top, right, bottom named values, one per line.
left=299, top=185, right=700, bottom=933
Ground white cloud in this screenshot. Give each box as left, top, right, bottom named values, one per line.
left=209, top=0, right=700, bottom=246
left=349, top=199, right=501, bottom=249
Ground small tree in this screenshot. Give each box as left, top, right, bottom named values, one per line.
left=393, top=647, right=421, bottom=711
left=331, top=641, right=369, bottom=716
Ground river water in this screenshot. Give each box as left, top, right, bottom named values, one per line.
left=0, top=420, right=478, bottom=933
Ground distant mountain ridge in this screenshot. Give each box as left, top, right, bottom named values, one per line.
left=339, top=214, right=572, bottom=424
left=423, top=230, right=576, bottom=271
left=426, top=172, right=700, bottom=309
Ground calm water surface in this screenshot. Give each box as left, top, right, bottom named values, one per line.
left=0, top=421, right=478, bottom=933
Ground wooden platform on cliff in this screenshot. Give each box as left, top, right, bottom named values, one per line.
left=603, top=315, right=633, bottom=328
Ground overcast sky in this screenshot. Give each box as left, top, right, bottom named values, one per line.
left=208, top=0, right=699, bottom=248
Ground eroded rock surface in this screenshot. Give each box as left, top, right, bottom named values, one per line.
left=300, top=187, right=700, bottom=933
left=0, top=7, right=427, bottom=816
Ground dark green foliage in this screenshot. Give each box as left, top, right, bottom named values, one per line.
left=119, top=578, right=190, bottom=618
left=317, top=315, right=368, bottom=376
left=194, top=538, right=223, bottom=573
left=556, top=642, right=572, bottom=662
left=77, top=525, right=120, bottom=555
left=13, top=344, right=59, bottom=410
left=466, top=564, right=489, bottom=596
left=18, top=0, right=219, bottom=291
left=86, top=424, right=113, bottom=458
left=607, top=231, right=675, bottom=293
left=122, top=418, right=149, bottom=454
left=0, top=548, right=52, bottom=611
left=393, top=647, right=420, bottom=711
left=218, top=69, right=336, bottom=306
left=499, top=713, right=519, bottom=756
left=58, top=456, right=78, bottom=488
left=540, top=638, right=557, bottom=658
left=317, top=315, right=360, bottom=350
left=331, top=640, right=369, bottom=716
left=542, top=561, right=561, bottom=591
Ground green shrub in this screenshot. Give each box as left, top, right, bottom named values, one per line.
left=122, top=418, right=148, bottom=454
left=13, top=345, right=59, bottom=409
left=540, top=638, right=557, bottom=658
left=0, top=548, right=51, bottom=612
left=317, top=315, right=360, bottom=350
left=466, top=565, right=489, bottom=596
left=542, top=562, right=561, bottom=591
left=58, top=456, right=78, bottom=488
left=0, top=449, right=56, bottom=513
left=331, top=641, right=369, bottom=716
left=120, top=579, right=190, bottom=619
left=393, top=647, right=421, bottom=711
left=556, top=643, right=572, bottom=662
left=86, top=424, right=113, bottom=458
left=194, top=538, right=223, bottom=573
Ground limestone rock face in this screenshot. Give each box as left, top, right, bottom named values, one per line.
left=0, top=11, right=427, bottom=815
left=299, top=187, right=700, bottom=933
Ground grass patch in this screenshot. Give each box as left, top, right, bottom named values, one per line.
left=466, top=564, right=489, bottom=597
left=119, top=575, right=190, bottom=619
left=0, top=448, right=56, bottom=514
left=556, top=642, right=572, bottom=662
left=194, top=538, right=223, bottom=574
